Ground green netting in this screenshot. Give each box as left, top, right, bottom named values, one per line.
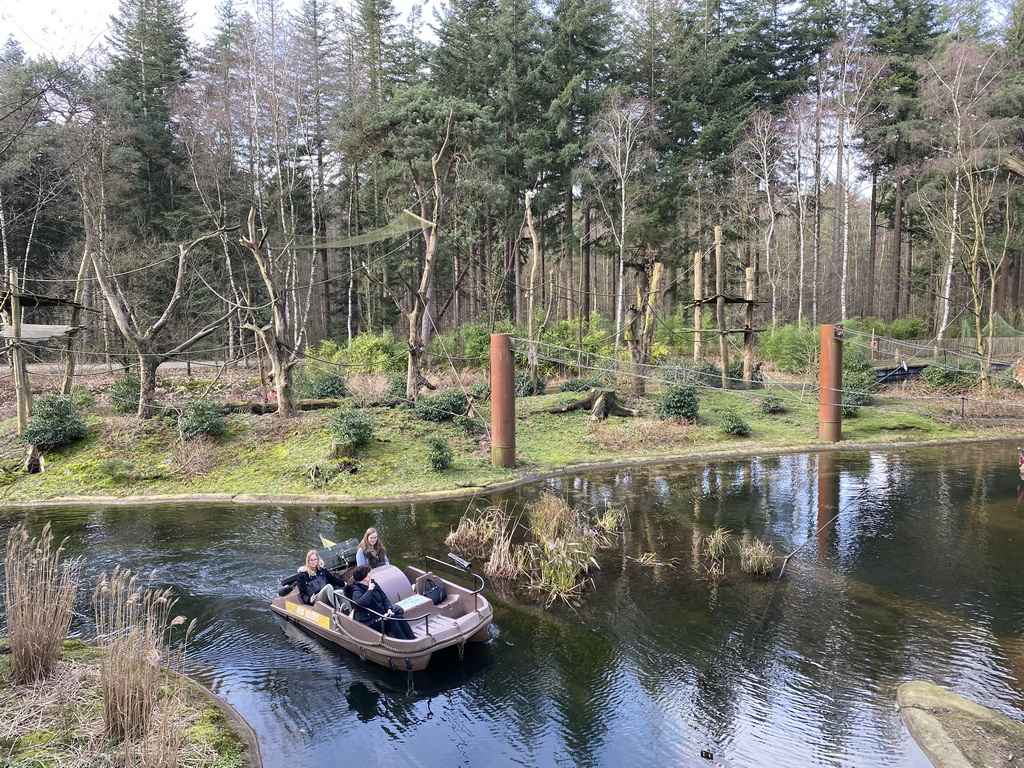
left=957, top=313, right=1024, bottom=338
left=270, top=209, right=432, bottom=250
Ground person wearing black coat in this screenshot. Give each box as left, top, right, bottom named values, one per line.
left=346, top=565, right=416, bottom=640
left=296, top=549, right=347, bottom=610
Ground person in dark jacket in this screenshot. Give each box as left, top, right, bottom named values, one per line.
left=346, top=565, right=415, bottom=640
left=296, top=549, right=346, bottom=611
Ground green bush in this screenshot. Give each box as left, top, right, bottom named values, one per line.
left=426, top=435, right=454, bottom=472
left=328, top=408, right=374, bottom=448
left=760, top=324, right=818, bottom=374
left=386, top=373, right=407, bottom=399
left=415, top=389, right=469, bottom=422
left=920, top=365, right=976, bottom=392
left=453, top=414, right=486, bottom=435
left=690, top=358, right=722, bottom=387
left=720, top=412, right=751, bottom=436
left=760, top=395, right=785, bottom=415
left=96, top=458, right=135, bottom=484
left=888, top=316, right=927, bottom=340
left=841, top=370, right=877, bottom=417
left=21, top=394, right=88, bottom=450
left=299, top=370, right=348, bottom=399
left=468, top=381, right=490, bottom=399
left=339, top=332, right=405, bottom=373
left=70, top=386, right=96, bottom=412
left=656, top=385, right=699, bottom=422
left=727, top=361, right=764, bottom=389
left=109, top=373, right=140, bottom=414
left=515, top=372, right=546, bottom=397
left=179, top=399, right=227, bottom=438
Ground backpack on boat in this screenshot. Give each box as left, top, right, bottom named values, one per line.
left=423, top=578, right=447, bottom=605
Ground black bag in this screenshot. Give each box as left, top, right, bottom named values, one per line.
left=423, top=578, right=447, bottom=605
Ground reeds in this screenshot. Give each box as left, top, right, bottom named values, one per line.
left=3, top=522, right=82, bottom=684
left=92, top=566, right=195, bottom=763
left=445, top=505, right=506, bottom=554
left=692, top=527, right=732, bottom=578
left=739, top=533, right=777, bottom=577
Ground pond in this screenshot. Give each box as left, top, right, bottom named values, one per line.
left=5, top=440, right=1024, bottom=767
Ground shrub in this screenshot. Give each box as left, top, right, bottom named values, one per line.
left=720, top=412, right=751, bottom=436
left=468, top=381, right=491, bottom=399
left=415, top=388, right=469, bottom=422
left=921, top=365, right=976, bottom=392
left=21, top=394, right=88, bottom=450
left=426, top=435, right=454, bottom=472
left=70, top=385, right=96, bottom=412
left=760, top=324, right=818, bottom=374
left=386, top=373, right=407, bottom=399
left=690, top=358, right=722, bottom=387
left=841, top=370, right=877, bottom=417
left=179, top=399, right=227, bottom=439
left=515, top=372, right=546, bottom=397
left=760, top=395, right=785, bottom=415
left=97, top=458, right=136, bottom=484
left=656, top=385, right=699, bottom=422
left=299, top=369, right=348, bottom=399
left=727, top=361, right=764, bottom=389
left=109, top=372, right=140, bottom=414
left=454, top=414, right=486, bottom=435
left=328, top=408, right=374, bottom=448
left=339, top=331, right=405, bottom=373
left=888, top=316, right=927, bottom=340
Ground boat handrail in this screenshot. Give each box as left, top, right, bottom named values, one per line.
left=423, top=555, right=486, bottom=612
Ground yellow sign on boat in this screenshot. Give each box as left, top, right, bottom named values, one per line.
left=286, top=601, right=331, bottom=629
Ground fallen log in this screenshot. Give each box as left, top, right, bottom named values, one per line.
left=535, top=388, right=639, bottom=421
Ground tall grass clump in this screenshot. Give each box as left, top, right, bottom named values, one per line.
left=739, top=534, right=776, bottom=577
left=92, top=566, right=196, bottom=752
left=4, top=522, right=82, bottom=684
left=445, top=506, right=506, bottom=554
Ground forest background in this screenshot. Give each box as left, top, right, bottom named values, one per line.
left=4, top=0, right=1024, bottom=415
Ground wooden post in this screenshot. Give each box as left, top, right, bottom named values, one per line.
left=715, top=227, right=729, bottom=389
left=819, top=324, right=843, bottom=442
left=693, top=251, right=703, bottom=361
left=10, top=270, right=30, bottom=435
left=743, top=266, right=755, bottom=387
left=490, top=333, right=515, bottom=468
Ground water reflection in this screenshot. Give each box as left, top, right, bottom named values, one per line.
left=6, top=442, right=1024, bottom=765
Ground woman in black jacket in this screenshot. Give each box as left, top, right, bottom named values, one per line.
left=346, top=565, right=416, bottom=640
left=296, top=549, right=347, bottom=610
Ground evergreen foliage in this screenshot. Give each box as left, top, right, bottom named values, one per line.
left=110, top=374, right=141, bottom=415
left=425, top=435, right=454, bottom=471
left=656, top=385, right=699, bottom=422
left=719, top=412, right=751, bottom=436
left=178, top=399, right=227, bottom=438
left=328, top=408, right=375, bottom=448
left=21, top=395, right=89, bottom=450
left=415, top=389, right=469, bottom=422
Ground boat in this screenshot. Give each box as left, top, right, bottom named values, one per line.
left=270, top=536, right=494, bottom=671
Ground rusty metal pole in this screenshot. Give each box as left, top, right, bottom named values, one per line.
left=819, top=324, right=843, bottom=442
left=490, top=333, right=515, bottom=468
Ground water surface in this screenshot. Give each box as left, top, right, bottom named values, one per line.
left=6, top=441, right=1024, bottom=767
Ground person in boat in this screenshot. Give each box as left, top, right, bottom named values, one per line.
left=347, top=565, right=416, bottom=640
left=296, top=549, right=347, bottom=611
left=356, top=527, right=390, bottom=569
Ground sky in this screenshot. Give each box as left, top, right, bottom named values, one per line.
left=1, top=0, right=226, bottom=59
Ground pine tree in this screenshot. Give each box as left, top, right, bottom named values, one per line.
left=106, top=0, right=193, bottom=237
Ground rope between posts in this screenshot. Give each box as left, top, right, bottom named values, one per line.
left=778, top=484, right=873, bottom=579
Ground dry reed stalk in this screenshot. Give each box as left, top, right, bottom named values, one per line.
left=3, top=522, right=82, bottom=684
left=483, top=516, right=522, bottom=580
left=92, top=566, right=196, bottom=755
left=530, top=492, right=576, bottom=541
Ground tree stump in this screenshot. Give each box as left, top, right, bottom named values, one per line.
left=536, top=388, right=639, bottom=421
left=21, top=445, right=44, bottom=474
left=329, top=441, right=356, bottom=459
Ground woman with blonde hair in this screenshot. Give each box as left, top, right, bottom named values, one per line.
left=356, top=527, right=389, bottom=569
left=296, top=549, right=346, bottom=610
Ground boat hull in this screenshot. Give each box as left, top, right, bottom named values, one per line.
left=271, top=564, right=493, bottom=671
